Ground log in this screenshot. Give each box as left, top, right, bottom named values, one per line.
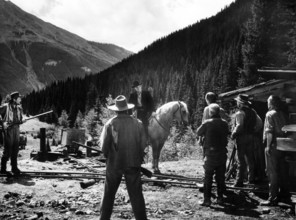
left=72, top=141, right=103, bottom=153
left=80, top=179, right=97, bottom=189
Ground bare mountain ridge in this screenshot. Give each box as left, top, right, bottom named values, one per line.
left=0, top=0, right=133, bottom=96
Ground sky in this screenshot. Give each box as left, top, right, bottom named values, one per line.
left=9, top=0, right=235, bottom=53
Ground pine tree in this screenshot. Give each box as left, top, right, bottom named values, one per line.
left=58, top=110, right=69, bottom=128
left=74, top=110, right=85, bottom=129
left=85, top=109, right=99, bottom=140
left=85, top=83, right=99, bottom=113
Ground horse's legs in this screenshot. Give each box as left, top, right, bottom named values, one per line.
left=152, top=142, right=164, bottom=174
left=151, top=141, right=158, bottom=172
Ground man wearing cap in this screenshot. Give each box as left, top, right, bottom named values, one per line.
left=100, top=95, right=147, bottom=220
left=202, top=92, right=228, bottom=123
left=129, top=80, right=154, bottom=136
left=197, top=103, right=229, bottom=206
left=231, top=94, right=262, bottom=187
left=0, top=91, right=23, bottom=175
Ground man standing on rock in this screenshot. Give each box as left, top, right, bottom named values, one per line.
left=0, top=91, right=23, bottom=175
left=100, top=95, right=147, bottom=220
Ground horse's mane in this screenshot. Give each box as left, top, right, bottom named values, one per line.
left=156, top=101, right=188, bottom=115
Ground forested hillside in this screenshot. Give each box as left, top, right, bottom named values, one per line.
left=22, top=0, right=296, bottom=127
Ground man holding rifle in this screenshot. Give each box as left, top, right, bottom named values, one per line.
left=0, top=91, right=23, bottom=175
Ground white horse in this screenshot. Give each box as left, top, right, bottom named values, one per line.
left=148, top=101, right=189, bottom=173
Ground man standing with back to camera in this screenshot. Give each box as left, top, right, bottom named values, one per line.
left=197, top=103, right=229, bottom=206
left=100, top=95, right=147, bottom=220
left=0, top=91, right=23, bottom=176
left=231, top=94, right=262, bottom=187
left=260, top=95, right=291, bottom=206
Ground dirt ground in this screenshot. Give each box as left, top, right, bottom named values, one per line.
left=0, top=123, right=296, bottom=219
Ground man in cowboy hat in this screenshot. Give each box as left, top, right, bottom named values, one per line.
left=129, top=80, right=154, bottom=137
left=100, top=95, right=147, bottom=220
left=231, top=94, right=262, bottom=187
left=0, top=91, right=23, bottom=175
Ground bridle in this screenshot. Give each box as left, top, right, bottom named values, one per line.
left=173, top=101, right=186, bottom=125
left=151, top=101, right=186, bottom=133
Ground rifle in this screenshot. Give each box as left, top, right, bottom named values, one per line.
left=225, top=144, right=237, bottom=181
left=73, top=141, right=153, bottom=178
left=7, top=110, right=53, bottom=128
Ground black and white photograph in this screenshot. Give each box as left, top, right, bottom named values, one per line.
left=0, top=0, right=296, bottom=219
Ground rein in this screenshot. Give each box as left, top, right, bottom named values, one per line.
left=151, top=116, right=170, bottom=133
left=173, top=101, right=185, bottom=125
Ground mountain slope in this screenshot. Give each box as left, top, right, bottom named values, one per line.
left=23, top=0, right=296, bottom=126
left=0, top=0, right=133, bottom=95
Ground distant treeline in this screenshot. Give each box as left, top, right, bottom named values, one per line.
left=22, top=0, right=296, bottom=127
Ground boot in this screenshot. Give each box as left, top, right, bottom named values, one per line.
left=199, top=198, right=211, bottom=207
left=11, top=157, right=21, bottom=175
left=0, top=157, right=7, bottom=173
left=1, top=157, right=12, bottom=177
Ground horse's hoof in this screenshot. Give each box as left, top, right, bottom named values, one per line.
left=153, top=170, right=161, bottom=174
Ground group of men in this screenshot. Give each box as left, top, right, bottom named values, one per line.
left=197, top=92, right=292, bottom=207
left=1, top=84, right=292, bottom=219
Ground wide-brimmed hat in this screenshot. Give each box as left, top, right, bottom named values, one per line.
left=234, top=94, right=251, bottom=105
left=10, top=91, right=22, bottom=99
left=107, top=95, right=134, bottom=112
left=132, top=80, right=142, bottom=88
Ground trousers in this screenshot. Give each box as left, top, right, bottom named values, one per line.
left=203, top=155, right=227, bottom=200
left=1, top=125, right=20, bottom=171
left=265, top=148, right=290, bottom=200
left=100, top=167, right=147, bottom=220
left=236, top=134, right=255, bottom=183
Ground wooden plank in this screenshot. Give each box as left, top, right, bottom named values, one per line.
left=282, top=124, right=296, bottom=132
left=277, top=138, right=296, bottom=152
left=219, top=79, right=289, bottom=102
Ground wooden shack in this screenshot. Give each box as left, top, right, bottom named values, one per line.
left=219, top=69, right=296, bottom=189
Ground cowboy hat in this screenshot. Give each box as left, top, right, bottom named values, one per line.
left=234, top=94, right=251, bottom=105
left=132, top=80, right=142, bottom=88
left=107, top=95, right=134, bottom=111
left=10, top=91, right=22, bottom=99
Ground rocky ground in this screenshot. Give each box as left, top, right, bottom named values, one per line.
left=0, top=123, right=295, bottom=219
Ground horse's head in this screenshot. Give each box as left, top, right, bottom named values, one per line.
left=173, top=101, right=189, bottom=126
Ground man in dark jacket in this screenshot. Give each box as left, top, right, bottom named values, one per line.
left=231, top=94, right=262, bottom=187
left=197, top=103, right=229, bottom=206
left=100, top=95, right=147, bottom=220
left=129, top=81, right=154, bottom=136
left=0, top=91, right=23, bottom=175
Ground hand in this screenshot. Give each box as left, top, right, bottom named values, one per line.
left=265, top=147, right=271, bottom=157
left=3, top=122, right=8, bottom=129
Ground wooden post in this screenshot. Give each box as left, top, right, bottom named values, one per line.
left=39, top=128, right=47, bottom=161
left=86, top=141, right=92, bottom=157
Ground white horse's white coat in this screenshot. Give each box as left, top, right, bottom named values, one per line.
left=148, top=101, right=189, bottom=173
